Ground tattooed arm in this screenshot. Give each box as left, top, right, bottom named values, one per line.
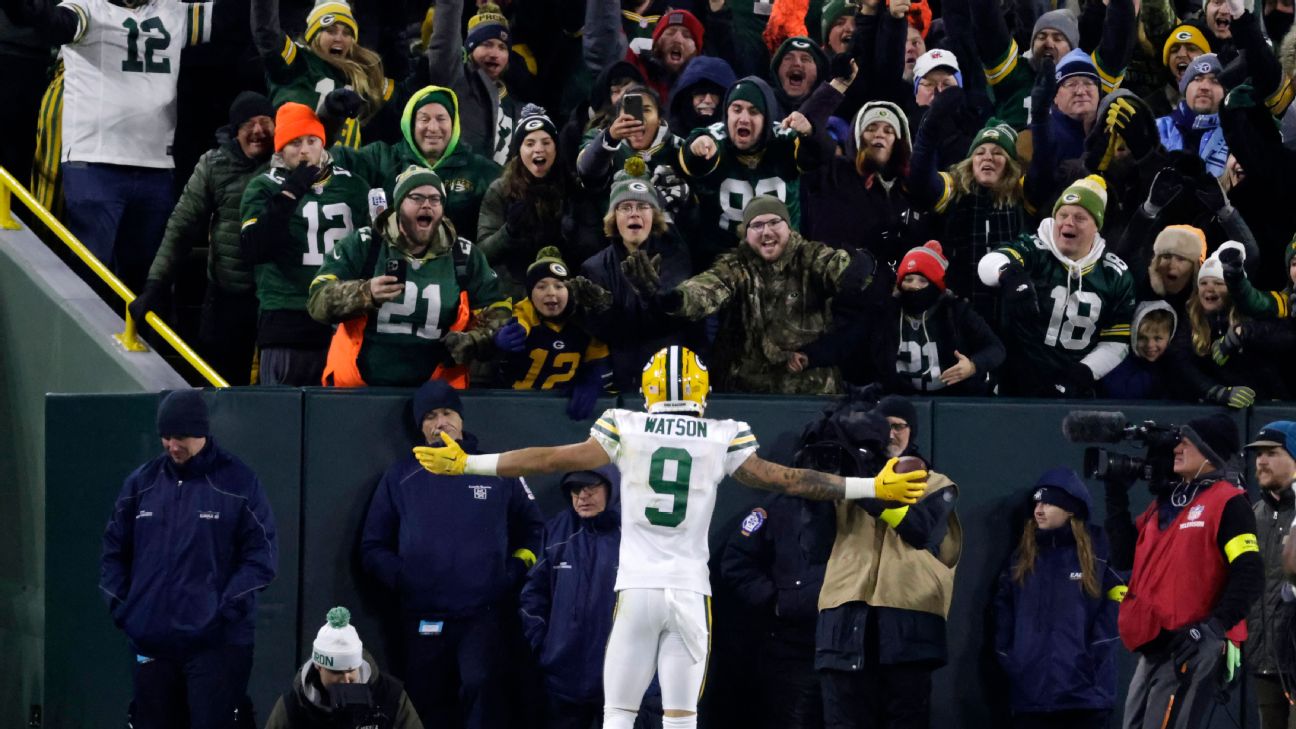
left=732, top=454, right=926, bottom=503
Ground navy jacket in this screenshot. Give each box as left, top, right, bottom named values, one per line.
left=994, top=472, right=1121, bottom=713
left=720, top=494, right=835, bottom=651
left=99, top=439, right=278, bottom=656
left=519, top=465, right=621, bottom=704
left=361, top=432, right=544, bottom=618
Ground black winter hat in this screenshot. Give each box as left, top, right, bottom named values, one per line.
left=1181, top=414, right=1240, bottom=470
left=157, top=390, right=209, bottom=437
left=412, top=380, right=463, bottom=430
left=509, top=103, right=559, bottom=161
left=227, top=91, right=274, bottom=129
left=1033, top=486, right=1087, bottom=519
left=875, top=395, right=918, bottom=435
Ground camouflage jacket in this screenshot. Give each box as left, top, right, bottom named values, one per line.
left=673, top=231, right=851, bottom=395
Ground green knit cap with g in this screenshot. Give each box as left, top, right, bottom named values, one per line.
left=1053, top=174, right=1109, bottom=231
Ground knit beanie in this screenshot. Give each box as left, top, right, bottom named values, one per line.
left=526, top=246, right=570, bottom=292
left=1181, top=413, right=1241, bottom=469
left=227, top=91, right=274, bottom=129
left=1198, top=241, right=1244, bottom=283
left=607, top=157, right=661, bottom=213
left=653, top=9, right=705, bottom=48
left=273, top=102, right=325, bottom=153
left=466, top=3, right=509, bottom=53
left=1032, top=466, right=1092, bottom=519
left=741, top=194, right=790, bottom=228
left=1179, top=53, right=1223, bottom=95
left=897, top=241, right=948, bottom=291
left=1033, top=485, right=1088, bottom=519
left=312, top=607, right=363, bottom=672
left=1247, top=421, right=1296, bottom=461
left=875, top=395, right=918, bottom=439
left=305, top=0, right=358, bottom=44
left=1032, top=9, right=1079, bottom=51
left=1153, top=225, right=1208, bottom=264
left=727, top=78, right=769, bottom=117
left=1163, top=23, right=1211, bottom=69
left=393, top=165, right=445, bottom=205
left=412, top=379, right=463, bottom=430
left=821, top=0, right=856, bottom=40
left=1286, top=235, right=1296, bottom=270
left=1055, top=48, right=1100, bottom=86
left=967, top=118, right=1019, bottom=160
left=853, top=101, right=910, bottom=151
left=1053, top=175, right=1108, bottom=231
left=509, top=103, right=558, bottom=160
left=157, top=390, right=209, bottom=438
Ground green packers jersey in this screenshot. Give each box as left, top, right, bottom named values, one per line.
left=502, top=298, right=609, bottom=390
left=996, top=232, right=1135, bottom=366
left=263, top=36, right=387, bottom=148
left=240, top=165, right=371, bottom=313
left=314, top=226, right=506, bottom=386
left=680, top=123, right=803, bottom=242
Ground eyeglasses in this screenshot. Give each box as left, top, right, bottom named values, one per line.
left=570, top=483, right=605, bottom=496
left=888, top=422, right=910, bottom=433
left=616, top=202, right=654, bottom=214
left=406, top=193, right=443, bottom=207
left=1059, top=77, right=1098, bottom=92
left=747, top=218, right=786, bottom=233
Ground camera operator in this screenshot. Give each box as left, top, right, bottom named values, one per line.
left=1104, top=414, right=1262, bottom=729
left=264, top=606, right=423, bottom=729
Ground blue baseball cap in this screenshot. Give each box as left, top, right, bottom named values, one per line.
left=1246, top=421, right=1296, bottom=460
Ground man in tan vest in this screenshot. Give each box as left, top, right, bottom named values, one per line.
left=815, top=395, right=962, bottom=729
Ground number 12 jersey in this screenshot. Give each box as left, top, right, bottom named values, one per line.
left=591, top=409, right=758, bottom=595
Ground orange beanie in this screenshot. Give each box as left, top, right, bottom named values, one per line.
left=274, top=102, right=325, bottom=152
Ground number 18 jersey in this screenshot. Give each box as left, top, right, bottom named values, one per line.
left=591, top=409, right=758, bottom=595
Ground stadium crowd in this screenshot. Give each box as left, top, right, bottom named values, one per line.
left=6, top=0, right=1296, bottom=725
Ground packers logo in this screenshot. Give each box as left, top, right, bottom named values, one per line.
left=877, top=110, right=890, bottom=118
left=792, top=40, right=811, bottom=48
left=319, top=13, right=336, bottom=26
left=549, top=262, right=568, bottom=277
left=1062, top=193, right=1081, bottom=203
left=1175, top=30, right=1194, bottom=41
left=553, top=340, right=566, bottom=350
left=984, top=129, right=1000, bottom=139
left=524, top=119, right=544, bottom=131
left=447, top=179, right=473, bottom=193
left=628, top=181, right=649, bottom=193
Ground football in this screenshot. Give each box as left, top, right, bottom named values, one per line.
left=892, top=455, right=925, bottom=474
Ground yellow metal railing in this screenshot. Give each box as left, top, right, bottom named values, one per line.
left=0, top=165, right=229, bottom=387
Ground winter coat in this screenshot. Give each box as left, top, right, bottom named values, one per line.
left=1184, top=308, right=1290, bottom=400
left=580, top=231, right=706, bottom=393
left=476, top=174, right=589, bottom=299
left=360, top=432, right=544, bottom=618
left=519, top=465, right=621, bottom=705
left=1156, top=104, right=1229, bottom=177
left=1220, top=97, right=1296, bottom=291
left=1099, top=300, right=1178, bottom=400
left=264, top=655, right=422, bottom=729
left=769, top=36, right=829, bottom=116
left=99, top=439, right=278, bottom=657
left=147, top=131, right=268, bottom=294
left=667, top=55, right=736, bottom=135
left=331, top=86, right=502, bottom=243
left=993, top=469, right=1121, bottom=713
left=867, top=291, right=1005, bottom=395
left=1246, top=485, right=1296, bottom=676
left=720, top=495, right=836, bottom=652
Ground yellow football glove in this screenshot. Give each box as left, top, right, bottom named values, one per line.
left=413, top=432, right=468, bottom=475
left=874, top=457, right=927, bottom=504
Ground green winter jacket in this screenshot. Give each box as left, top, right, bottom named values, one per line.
left=331, top=86, right=502, bottom=242
left=146, top=136, right=268, bottom=295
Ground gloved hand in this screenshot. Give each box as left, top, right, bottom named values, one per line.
left=1210, top=325, right=1245, bottom=365
left=1168, top=618, right=1225, bottom=668
left=504, top=200, right=534, bottom=238
left=874, top=457, right=928, bottom=504
left=1064, top=360, right=1094, bottom=387
left=128, top=280, right=168, bottom=324
left=1207, top=384, right=1256, bottom=408
left=1030, top=58, right=1057, bottom=126
left=621, top=249, right=663, bottom=298
left=1105, top=95, right=1157, bottom=161
left=651, top=164, right=689, bottom=214
left=1218, top=245, right=1245, bottom=285
left=1224, top=83, right=1257, bottom=111
left=323, top=88, right=365, bottom=120
left=280, top=164, right=320, bottom=200
left=1142, top=167, right=1184, bottom=217
left=999, top=264, right=1039, bottom=320
left=1195, top=174, right=1230, bottom=214
left=565, top=275, right=612, bottom=313
left=566, top=367, right=605, bottom=421
left=441, top=330, right=475, bottom=364
left=413, top=432, right=468, bottom=475
left=493, top=320, right=528, bottom=353
left=921, top=85, right=965, bottom=140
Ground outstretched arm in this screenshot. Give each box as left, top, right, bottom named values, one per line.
left=415, top=434, right=611, bottom=477
left=732, top=453, right=926, bottom=503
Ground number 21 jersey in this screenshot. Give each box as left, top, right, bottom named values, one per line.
left=591, top=409, right=758, bottom=595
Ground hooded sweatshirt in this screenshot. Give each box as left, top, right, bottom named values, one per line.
left=331, top=86, right=502, bottom=242
left=668, top=56, right=737, bottom=135
left=1098, top=300, right=1178, bottom=400
left=769, top=36, right=830, bottom=115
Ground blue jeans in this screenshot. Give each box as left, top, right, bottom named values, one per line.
left=61, top=161, right=173, bottom=292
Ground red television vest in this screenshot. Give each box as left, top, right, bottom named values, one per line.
left=1118, top=480, right=1248, bottom=652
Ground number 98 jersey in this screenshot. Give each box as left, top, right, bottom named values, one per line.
left=591, top=408, right=758, bottom=595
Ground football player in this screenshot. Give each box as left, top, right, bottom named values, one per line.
left=413, top=345, right=927, bottom=729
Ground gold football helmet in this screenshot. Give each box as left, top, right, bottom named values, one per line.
left=641, top=346, right=709, bottom=415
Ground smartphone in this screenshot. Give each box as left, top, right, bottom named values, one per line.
left=623, top=94, right=645, bottom=123
left=385, top=257, right=407, bottom=286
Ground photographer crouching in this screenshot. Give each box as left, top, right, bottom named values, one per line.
left=265, top=607, right=423, bottom=729
left=1102, top=414, right=1262, bottom=729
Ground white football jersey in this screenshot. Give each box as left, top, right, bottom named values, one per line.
left=58, top=0, right=212, bottom=168
left=592, top=408, right=758, bottom=595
